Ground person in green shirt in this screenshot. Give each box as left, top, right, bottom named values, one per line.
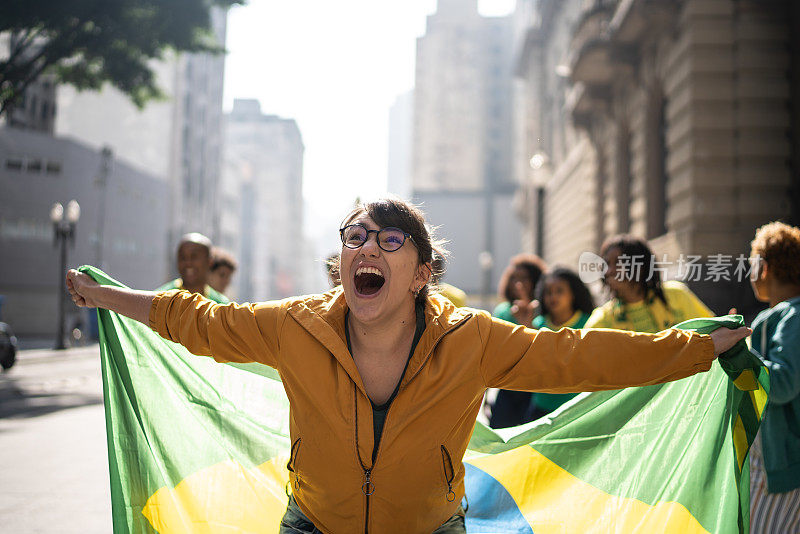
left=492, top=254, right=547, bottom=328
left=157, top=233, right=229, bottom=304
left=489, top=254, right=547, bottom=428
left=585, top=235, right=713, bottom=332
left=529, top=266, right=595, bottom=419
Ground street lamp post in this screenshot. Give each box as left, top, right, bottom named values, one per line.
left=51, top=200, right=80, bottom=350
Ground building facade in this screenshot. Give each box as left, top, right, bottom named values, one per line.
left=514, top=0, right=799, bottom=315
left=0, top=7, right=228, bottom=335
left=1, top=33, right=58, bottom=134
left=0, top=127, right=168, bottom=336
left=412, top=0, right=522, bottom=298
left=54, top=7, right=229, bottom=279
left=222, top=99, right=308, bottom=301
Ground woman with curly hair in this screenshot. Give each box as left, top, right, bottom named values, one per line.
left=747, top=221, right=800, bottom=533
left=488, top=254, right=547, bottom=428
left=528, top=266, right=596, bottom=418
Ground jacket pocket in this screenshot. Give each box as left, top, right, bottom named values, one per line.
left=286, top=437, right=302, bottom=495
left=440, top=445, right=456, bottom=502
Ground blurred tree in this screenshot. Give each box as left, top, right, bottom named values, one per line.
left=0, top=0, right=245, bottom=116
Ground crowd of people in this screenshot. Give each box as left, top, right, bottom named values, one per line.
left=486, top=235, right=715, bottom=429
left=480, top=222, right=800, bottom=533
left=67, top=198, right=798, bottom=533
left=155, top=232, right=237, bottom=304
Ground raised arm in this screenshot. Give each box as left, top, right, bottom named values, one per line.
left=66, top=269, right=283, bottom=367
left=67, top=269, right=154, bottom=324
left=478, top=314, right=750, bottom=392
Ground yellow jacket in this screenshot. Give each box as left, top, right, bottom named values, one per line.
left=585, top=281, right=713, bottom=333
left=149, top=287, right=715, bottom=533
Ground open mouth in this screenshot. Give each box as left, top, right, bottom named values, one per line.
left=354, top=266, right=386, bottom=296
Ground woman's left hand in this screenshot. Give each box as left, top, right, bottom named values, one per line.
left=709, top=326, right=752, bottom=356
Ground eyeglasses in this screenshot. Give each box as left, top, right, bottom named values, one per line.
left=339, top=224, right=414, bottom=252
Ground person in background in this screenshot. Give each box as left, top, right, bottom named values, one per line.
left=493, top=254, right=547, bottom=327
left=747, top=221, right=800, bottom=533
left=208, top=247, right=237, bottom=297
left=158, top=233, right=229, bottom=304
left=585, top=235, right=712, bottom=332
left=431, top=254, right=467, bottom=307
left=528, top=266, right=595, bottom=419
left=489, top=253, right=547, bottom=428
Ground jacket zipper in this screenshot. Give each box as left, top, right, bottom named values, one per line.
left=354, top=384, right=376, bottom=534
left=363, top=468, right=372, bottom=534
left=356, top=313, right=473, bottom=533
left=285, top=437, right=302, bottom=496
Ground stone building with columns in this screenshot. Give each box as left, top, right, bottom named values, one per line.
left=513, top=0, right=799, bottom=314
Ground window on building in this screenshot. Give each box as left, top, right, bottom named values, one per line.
left=27, top=159, right=42, bottom=173
left=646, top=91, right=668, bottom=239
left=615, top=123, right=631, bottom=233
left=5, top=158, right=23, bottom=171
left=46, top=161, right=62, bottom=174
left=595, top=162, right=607, bottom=252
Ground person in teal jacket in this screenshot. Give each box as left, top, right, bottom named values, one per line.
left=530, top=267, right=595, bottom=419
left=748, top=221, right=800, bottom=533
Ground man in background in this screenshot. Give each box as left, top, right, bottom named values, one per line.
left=157, top=233, right=229, bottom=304
left=208, top=248, right=237, bottom=298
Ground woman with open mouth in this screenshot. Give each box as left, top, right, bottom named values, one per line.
left=65, top=197, right=750, bottom=534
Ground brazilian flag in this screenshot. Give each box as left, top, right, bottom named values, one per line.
left=83, top=266, right=768, bottom=533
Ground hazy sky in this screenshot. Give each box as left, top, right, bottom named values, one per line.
left=223, top=0, right=516, bottom=256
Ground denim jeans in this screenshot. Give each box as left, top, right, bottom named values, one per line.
left=279, top=495, right=324, bottom=534
left=279, top=494, right=467, bottom=533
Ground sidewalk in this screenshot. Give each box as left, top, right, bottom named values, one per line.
left=13, top=343, right=101, bottom=366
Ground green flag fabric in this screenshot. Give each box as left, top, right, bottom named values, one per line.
left=82, top=266, right=768, bottom=533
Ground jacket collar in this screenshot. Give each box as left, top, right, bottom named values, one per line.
left=752, top=294, right=800, bottom=329
left=403, top=293, right=472, bottom=388
left=286, top=288, right=473, bottom=395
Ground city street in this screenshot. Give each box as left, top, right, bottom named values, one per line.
left=0, top=345, right=111, bottom=533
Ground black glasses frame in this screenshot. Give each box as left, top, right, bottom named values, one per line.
left=339, top=224, right=415, bottom=252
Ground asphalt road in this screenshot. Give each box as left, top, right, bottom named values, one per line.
left=0, top=345, right=112, bottom=533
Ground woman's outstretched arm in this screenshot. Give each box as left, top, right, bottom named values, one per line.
left=478, top=314, right=751, bottom=392
left=66, top=268, right=283, bottom=367
left=67, top=269, right=154, bottom=324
